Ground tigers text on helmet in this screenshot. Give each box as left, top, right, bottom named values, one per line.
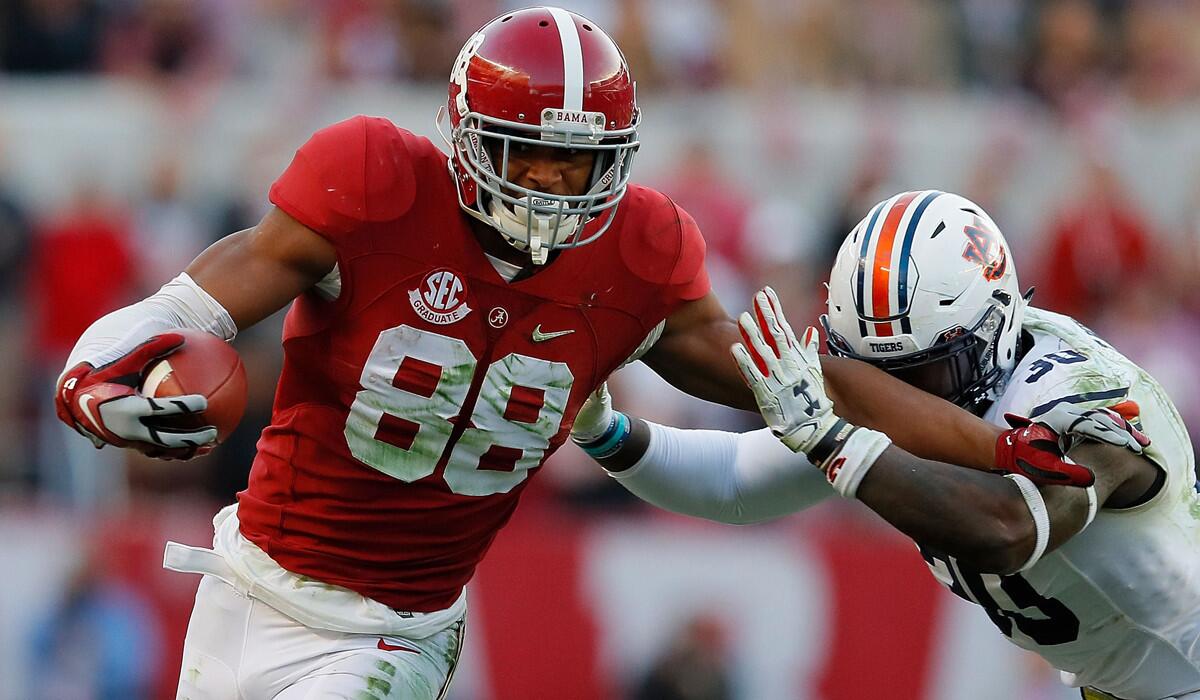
left=822, top=190, right=1025, bottom=411
left=439, top=6, right=640, bottom=265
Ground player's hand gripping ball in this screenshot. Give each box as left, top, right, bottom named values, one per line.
left=56, top=330, right=247, bottom=460
left=140, top=330, right=247, bottom=446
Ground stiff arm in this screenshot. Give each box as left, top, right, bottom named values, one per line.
left=596, top=410, right=1154, bottom=575
left=639, top=292, right=1001, bottom=469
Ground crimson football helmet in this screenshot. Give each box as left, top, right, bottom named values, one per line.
left=438, top=6, right=640, bottom=264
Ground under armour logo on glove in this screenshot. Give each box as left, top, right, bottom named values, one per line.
left=731, top=286, right=839, bottom=457
left=794, top=380, right=821, bottom=417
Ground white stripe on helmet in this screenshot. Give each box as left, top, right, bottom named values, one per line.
left=547, top=7, right=584, bottom=111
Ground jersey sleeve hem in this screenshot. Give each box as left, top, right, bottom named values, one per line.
left=269, top=181, right=342, bottom=248
left=664, top=198, right=710, bottom=302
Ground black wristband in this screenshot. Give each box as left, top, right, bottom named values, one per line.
left=806, top=418, right=855, bottom=467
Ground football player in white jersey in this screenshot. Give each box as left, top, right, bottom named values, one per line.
left=571, top=190, right=1200, bottom=700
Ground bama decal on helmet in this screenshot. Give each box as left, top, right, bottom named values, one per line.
left=962, top=216, right=1008, bottom=281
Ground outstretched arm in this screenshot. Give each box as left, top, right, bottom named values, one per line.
left=611, top=424, right=834, bottom=524
left=571, top=285, right=1144, bottom=538
left=821, top=355, right=1000, bottom=470
left=572, top=384, right=1124, bottom=541
left=642, top=290, right=1002, bottom=469
left=853, top=440, right=1153, bottom=574
left=726, top=287, right=1156, bottom=574
left=642, top=291, right=758, bottom=411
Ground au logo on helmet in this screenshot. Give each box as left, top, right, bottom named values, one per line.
left=409, top=269, right=472, bottom=325
left=962, top=216, right=1008, bottom=281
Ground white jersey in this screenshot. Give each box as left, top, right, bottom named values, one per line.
left=921, top=306, right=1200, bottom=699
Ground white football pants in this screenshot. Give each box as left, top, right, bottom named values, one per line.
left=176, top=576, right=465, bottom=700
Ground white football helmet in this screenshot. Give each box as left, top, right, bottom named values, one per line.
left=822, top=190, right=1025, bottom=410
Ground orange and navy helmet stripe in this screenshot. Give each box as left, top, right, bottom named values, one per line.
left=869, top=191, right=919, bottom=336
left=855, top=190, right=943, bottom=337
left=854, top=200, right=887, bottom=338
left=895, top=190, right=943, bottom=332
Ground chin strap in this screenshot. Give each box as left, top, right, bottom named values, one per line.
left=528, top=232, right=547, bottom=265
left=487, top=196, right=577, bottom=265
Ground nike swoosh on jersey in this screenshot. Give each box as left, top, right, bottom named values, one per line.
left=532, top=325, right=575, bottom=342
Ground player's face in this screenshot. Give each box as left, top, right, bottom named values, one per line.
left=499, top=142, right=597, bottom=197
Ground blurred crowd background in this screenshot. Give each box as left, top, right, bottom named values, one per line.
left=2, top=0, right=1199, bottom=699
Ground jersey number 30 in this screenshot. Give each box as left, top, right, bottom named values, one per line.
left=922, top=548, right=1079, bottom=646
left=344, top=325, right=573, bottom=497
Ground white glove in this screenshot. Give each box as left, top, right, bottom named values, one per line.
left=731, top=287, right=840, bottom=458
left=571, top=382, right=615, bottom=443
left=1006, top=401, right=1150, bottom=455
left=731, top=287, right=891, bottom=497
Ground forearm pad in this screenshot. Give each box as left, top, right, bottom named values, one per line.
left=63, top=273, right=237, bottom=372
left=608, top=424, right=835, bottom=524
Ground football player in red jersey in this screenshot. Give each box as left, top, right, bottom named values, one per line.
left=54, top=7, right=1035, bottom=699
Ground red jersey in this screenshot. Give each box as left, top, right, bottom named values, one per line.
left=237, top=116, right=709, bottom=612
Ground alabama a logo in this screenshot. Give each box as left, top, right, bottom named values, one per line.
left=410, top=269, right=472, bottom=325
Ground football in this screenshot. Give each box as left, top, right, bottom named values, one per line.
left=140, top=330, right=248, bottom=443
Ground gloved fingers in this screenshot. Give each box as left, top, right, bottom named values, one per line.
left=132, top=441, right=215, bottom=461
left=752, top=289, right=792, bottom=360
left=738, top=311, right=782, bottom=377
left=98, top=395, right=207, bottom=443
left=1004, top=412, right=1032, bottom=429
left=143, top=424, right=219, bottom=450
left=762, top=286, right=802, bottom=351
left=800, top=326, right=822, bottom=359
left=143, top=393, right=209, bottom=417
left=732, top=342, right=768, bottom=392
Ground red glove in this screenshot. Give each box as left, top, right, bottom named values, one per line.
left=994, top=421, right=1096, bottom=487
left=55, top=333, right=215, bottom=460
left=1008, top=403, right=1149, bottom=455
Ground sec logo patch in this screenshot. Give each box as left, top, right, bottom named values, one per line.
left=409, top=269, right=472, bottom=324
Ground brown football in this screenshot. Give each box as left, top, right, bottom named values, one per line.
left=139, top=330, right=247, bottom=443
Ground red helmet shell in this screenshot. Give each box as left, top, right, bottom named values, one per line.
left=448, top=7, right=636, bottom=132
left=443, top=7, right=640, bottom=262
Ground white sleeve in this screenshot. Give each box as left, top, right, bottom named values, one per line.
left=64, top=273, right=238, bottom=371
left=607, top=423, right=835, bottom=524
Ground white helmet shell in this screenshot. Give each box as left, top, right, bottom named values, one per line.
left=823, top=190, right=1024, bottom=408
